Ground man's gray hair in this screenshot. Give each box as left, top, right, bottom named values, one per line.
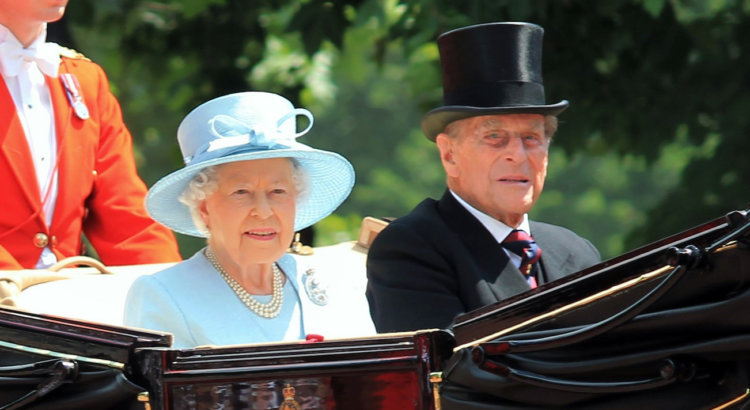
left=178, top=158, right=308, bottom=236
left=444, top=115, right=559, bottom=141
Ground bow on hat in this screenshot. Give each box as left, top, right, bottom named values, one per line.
left=186, top=108, right=314, bottom=165
left=0, top=40, right=60, bottom=78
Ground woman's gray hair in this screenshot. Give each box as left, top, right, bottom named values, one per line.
left=178, top=158, right=308, bottom=236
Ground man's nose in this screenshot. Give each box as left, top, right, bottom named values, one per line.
left=502, top=134, right=527, bottom=161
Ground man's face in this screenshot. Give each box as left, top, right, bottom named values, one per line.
left=0, top=0, right=68, bottom=27
left=436, top=113, right=550, bottom=227
left=0, top=0, right=67, bottom=46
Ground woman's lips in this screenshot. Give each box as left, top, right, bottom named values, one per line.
left=245, top=230, right=278, bottom=241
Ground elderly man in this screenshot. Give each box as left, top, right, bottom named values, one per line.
left=366, top=22, right=601, bottom=333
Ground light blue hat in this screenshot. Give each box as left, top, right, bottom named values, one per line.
left=145, top=91, right=355, bottom=237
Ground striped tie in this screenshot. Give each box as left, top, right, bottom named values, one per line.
left=502, top=229, right=541, bottom=288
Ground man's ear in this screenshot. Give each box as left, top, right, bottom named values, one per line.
left=436, top=133, right=459, bottom=178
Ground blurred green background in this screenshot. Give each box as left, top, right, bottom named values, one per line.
left=54, top=0, right=750, bottom=260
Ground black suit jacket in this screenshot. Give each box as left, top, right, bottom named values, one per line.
left=366, top=191, right=601, bottom=333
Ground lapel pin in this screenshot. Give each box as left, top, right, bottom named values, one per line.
left=303, top=268, right=328, bottom=306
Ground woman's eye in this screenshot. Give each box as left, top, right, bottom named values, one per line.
left=271, top=188, right=287, bottom=195
left=232, top=189, right=248, bottom=195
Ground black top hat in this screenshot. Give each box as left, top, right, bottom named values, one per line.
left=421, top=22, right=568, bottom=141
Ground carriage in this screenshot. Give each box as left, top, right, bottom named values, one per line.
left=1, top=211, right=749, bottom=409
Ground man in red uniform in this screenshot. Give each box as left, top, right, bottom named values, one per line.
left=0, top=0, right=181, bottom=269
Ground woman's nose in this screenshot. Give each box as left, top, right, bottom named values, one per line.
left=251, top=195, right=273, bottom=218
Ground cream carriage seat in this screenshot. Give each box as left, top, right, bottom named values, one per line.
left=3, top=260, right=175, bottom=325
left=2, top=217, right=389, bottom=327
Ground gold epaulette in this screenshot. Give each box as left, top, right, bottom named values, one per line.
left=58, top=46, right=90, bottom=61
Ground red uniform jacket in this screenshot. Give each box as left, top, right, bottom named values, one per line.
left=0, top=51, right=181, bottom=269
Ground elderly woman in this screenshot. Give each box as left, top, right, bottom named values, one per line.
left=123, top=92, right=375, bottom=348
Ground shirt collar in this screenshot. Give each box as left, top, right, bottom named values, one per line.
left=449, top=189, right=531, bottom=242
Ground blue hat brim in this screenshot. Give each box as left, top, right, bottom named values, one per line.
left=145, top=145, right=354, bottom=237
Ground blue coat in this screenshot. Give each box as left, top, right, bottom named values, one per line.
left=124, top=249, right=375, bottom=348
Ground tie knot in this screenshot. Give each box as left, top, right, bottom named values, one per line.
left=502, top=229, right=542, bottom=274
left=505, top=229, right=533, bottom=244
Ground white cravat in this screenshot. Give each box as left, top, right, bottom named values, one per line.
left=0, top=24, right=60, bottom=268
left=0, top=22, right=60, bottom=78
left=0, top=41, right=60, bottom=78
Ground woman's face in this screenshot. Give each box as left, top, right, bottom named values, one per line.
left=199, top=158, right=297, bottom=268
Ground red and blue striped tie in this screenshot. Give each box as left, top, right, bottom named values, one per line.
left=502, top=229, right=542, bottom=288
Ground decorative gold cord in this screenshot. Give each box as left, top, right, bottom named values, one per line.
left=205, top=248, right=284, bottom=319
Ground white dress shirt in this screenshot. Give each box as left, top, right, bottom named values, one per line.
left=450, top=190, right=531, bottom=268
left=0, top=24, right=60, bottom=267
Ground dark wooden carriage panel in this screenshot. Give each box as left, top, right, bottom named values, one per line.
left=134, top=331, right=454, bottom=409
left=0, top=305, right=171, bottom=364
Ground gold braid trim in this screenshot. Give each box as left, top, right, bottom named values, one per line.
left=58, top=46, right=90, bottom=61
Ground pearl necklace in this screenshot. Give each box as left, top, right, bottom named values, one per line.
left=204, top=248, right=284, bottom=319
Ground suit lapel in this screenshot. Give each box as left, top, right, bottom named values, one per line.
left=47, top=64, right=74, bottom=224
left=277, top=255, right=323, bottom=336
left=493, top=259, right=533, bottom=299
left=531, top=220, right=573, bottom=281
left=48, top=66, right=72, bottom=152
left=0, top=76, right=42, bottom=209
left=437, top=191, right=531, bottom=302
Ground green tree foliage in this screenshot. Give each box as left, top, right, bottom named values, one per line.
left=59, top=0, right=750, bottom=259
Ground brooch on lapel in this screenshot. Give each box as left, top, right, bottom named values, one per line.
left=60, top=73, right=89, bottom=120
left=302, top=268, right=328, bottom=306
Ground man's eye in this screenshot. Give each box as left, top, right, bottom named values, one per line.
left=523, top=134, right=542, bottom=143
left=232, top=189, right=248, bottom=195
left=271, top=189, right=287, bottom=195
